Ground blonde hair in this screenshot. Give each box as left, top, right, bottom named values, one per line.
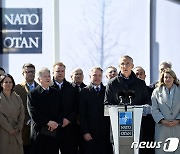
left=158, top=68, right=179, bottom=87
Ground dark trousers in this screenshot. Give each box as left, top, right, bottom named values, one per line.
left=31, top=134, right=59, bottom=154
left=83, top=138, right=108, bottom=154
left=23, top=145, right=30, bottom=154
left=59, top=124, right=78, bottom=154
left=139, top=115, right=155, bottom=154
left=75, top=124, right=84, bottom=154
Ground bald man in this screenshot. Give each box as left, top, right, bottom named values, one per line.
left=133, top=66, right=155, bottom=154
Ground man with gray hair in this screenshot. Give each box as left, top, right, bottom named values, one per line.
left=150, top=61, right=172, bottom=89
left=105, top=55, right=150, bottom=105
left=27, top=67, right=63, bottom=154
left=106, top=66, right=118, bottom=80
left=133, top=66, right=155, bottom=154
left=71, top=68, right=86, bottom=91
left=70, top=68, right=86, bottom=154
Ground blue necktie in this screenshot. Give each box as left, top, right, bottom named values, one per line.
left=95, top=87, right=100, bottom=93
left=29, top=85, right=34, bottom=91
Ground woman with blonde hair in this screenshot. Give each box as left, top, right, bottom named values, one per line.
left=0, top=74, right=25, bottom=154
left=152, top=68, right=180, bottom=154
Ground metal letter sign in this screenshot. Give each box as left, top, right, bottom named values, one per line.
left=0, top=8, right=42, bottom=53
left=119, top=112, right=133, bottom=137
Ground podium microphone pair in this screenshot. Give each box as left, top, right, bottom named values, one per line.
left=116, top=90, right=135, bottom=111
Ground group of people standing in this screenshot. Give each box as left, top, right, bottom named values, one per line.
left=0, top=55, right=180, bottom=154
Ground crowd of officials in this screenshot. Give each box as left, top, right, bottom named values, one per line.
left=0, top=55, right=180, bottom=154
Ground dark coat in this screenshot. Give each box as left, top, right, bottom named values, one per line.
left=79, top=83, right=107, bottom=138
left=104, top=71, right=151, bottom=105
left=51, top=78, right=79, bottom=154
left=51, top=78, right=78, bottom=123
left=27, top=85, right=63, bottom=141
left=71, top=82, right=87, bottom=92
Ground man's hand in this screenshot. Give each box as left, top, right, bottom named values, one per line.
left=62, top=118, right=71, bottom=127
left=83, top=133, right=93, bottom=141
left=47, top=121, right=58, bottom=131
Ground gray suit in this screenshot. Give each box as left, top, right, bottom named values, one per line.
left=152, top=84, right=180, bottom=154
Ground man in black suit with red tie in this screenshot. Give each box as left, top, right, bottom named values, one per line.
left=27, top=67, right=63, bottom=154
left=79, top=67, right=113, bottom=154
left=51, top=62, right=78, bottom=154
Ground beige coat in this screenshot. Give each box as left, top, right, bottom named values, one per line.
left=152, top=85, right=180, bottom=154
left=14, top=81, right=38, bottom=145
left=0, top=92, right=25, bottom=154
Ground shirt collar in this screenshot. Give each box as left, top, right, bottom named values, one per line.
left=42, top=87, right=49, bottom=91
left=27, top=82, right=35, bottom=88
left=55, top=81, right=63, bottom=87
left=93, top=84, right=101, bottom=89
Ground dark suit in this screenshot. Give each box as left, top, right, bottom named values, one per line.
left=14, top=81, right=38, bottom=154
left=27, top=85, right=63, bottom=154
left=51, top=78, right=78, bottom=154
left=79, top=83, right=113, bottom=154
left=71, top=82, right=86, bottom=154
left=140, top=85, right=155, bottom=154
left=71, top=82, right=87, bottom=92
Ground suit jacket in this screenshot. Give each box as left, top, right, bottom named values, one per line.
left=14, top=81, right=38, bottom=145
left=104, top=71, right=150, bottom=105
left=51, top=78, right=78, bottom=123
left=152, top=84, right=180, bottom=154
left=14, top=81, right=39, bottom=124
left=27, top=85, right=63, bottom=140
left=79, top=83, right=107, bottom=138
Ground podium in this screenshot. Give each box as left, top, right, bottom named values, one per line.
left=104, top=105, right=144, bottom=154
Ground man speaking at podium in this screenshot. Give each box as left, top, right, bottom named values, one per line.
left=104, top=55, right=150, bottom=106
left=104, top=55, right=151, bottom=154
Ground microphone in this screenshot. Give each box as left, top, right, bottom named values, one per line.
left=116, top=90, right=126, bottom=105
left=126, top=90, right=135, bottom=105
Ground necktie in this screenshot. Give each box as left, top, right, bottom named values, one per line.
left=44, top=89, right=49, bottom=94
left=95, top=87, right=100, bottom=93
left=29, top=85, right=34, bottom=91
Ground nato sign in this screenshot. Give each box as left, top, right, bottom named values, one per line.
left=0, top=8, right=42, bottom=53
left=119, top=112, right=133, bottom=137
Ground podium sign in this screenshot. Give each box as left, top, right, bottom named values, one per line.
left=119, top=112, right=133, bottom=137
left=105, top=105, right=143, bottom=154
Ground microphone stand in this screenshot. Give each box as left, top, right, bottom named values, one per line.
left=119, top=96, right=127, bottom=112
left=129, top=96, right=132, bottom=105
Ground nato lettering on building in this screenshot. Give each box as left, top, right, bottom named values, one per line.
left=0, top=8, right=42, bottom=53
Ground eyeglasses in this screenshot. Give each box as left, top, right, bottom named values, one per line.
left=3, top=81, right=13, bottom=84
left=24, top=71, right=35, bottom=74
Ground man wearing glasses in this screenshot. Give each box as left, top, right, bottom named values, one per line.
left=14, top=63, right=39, bottom=154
